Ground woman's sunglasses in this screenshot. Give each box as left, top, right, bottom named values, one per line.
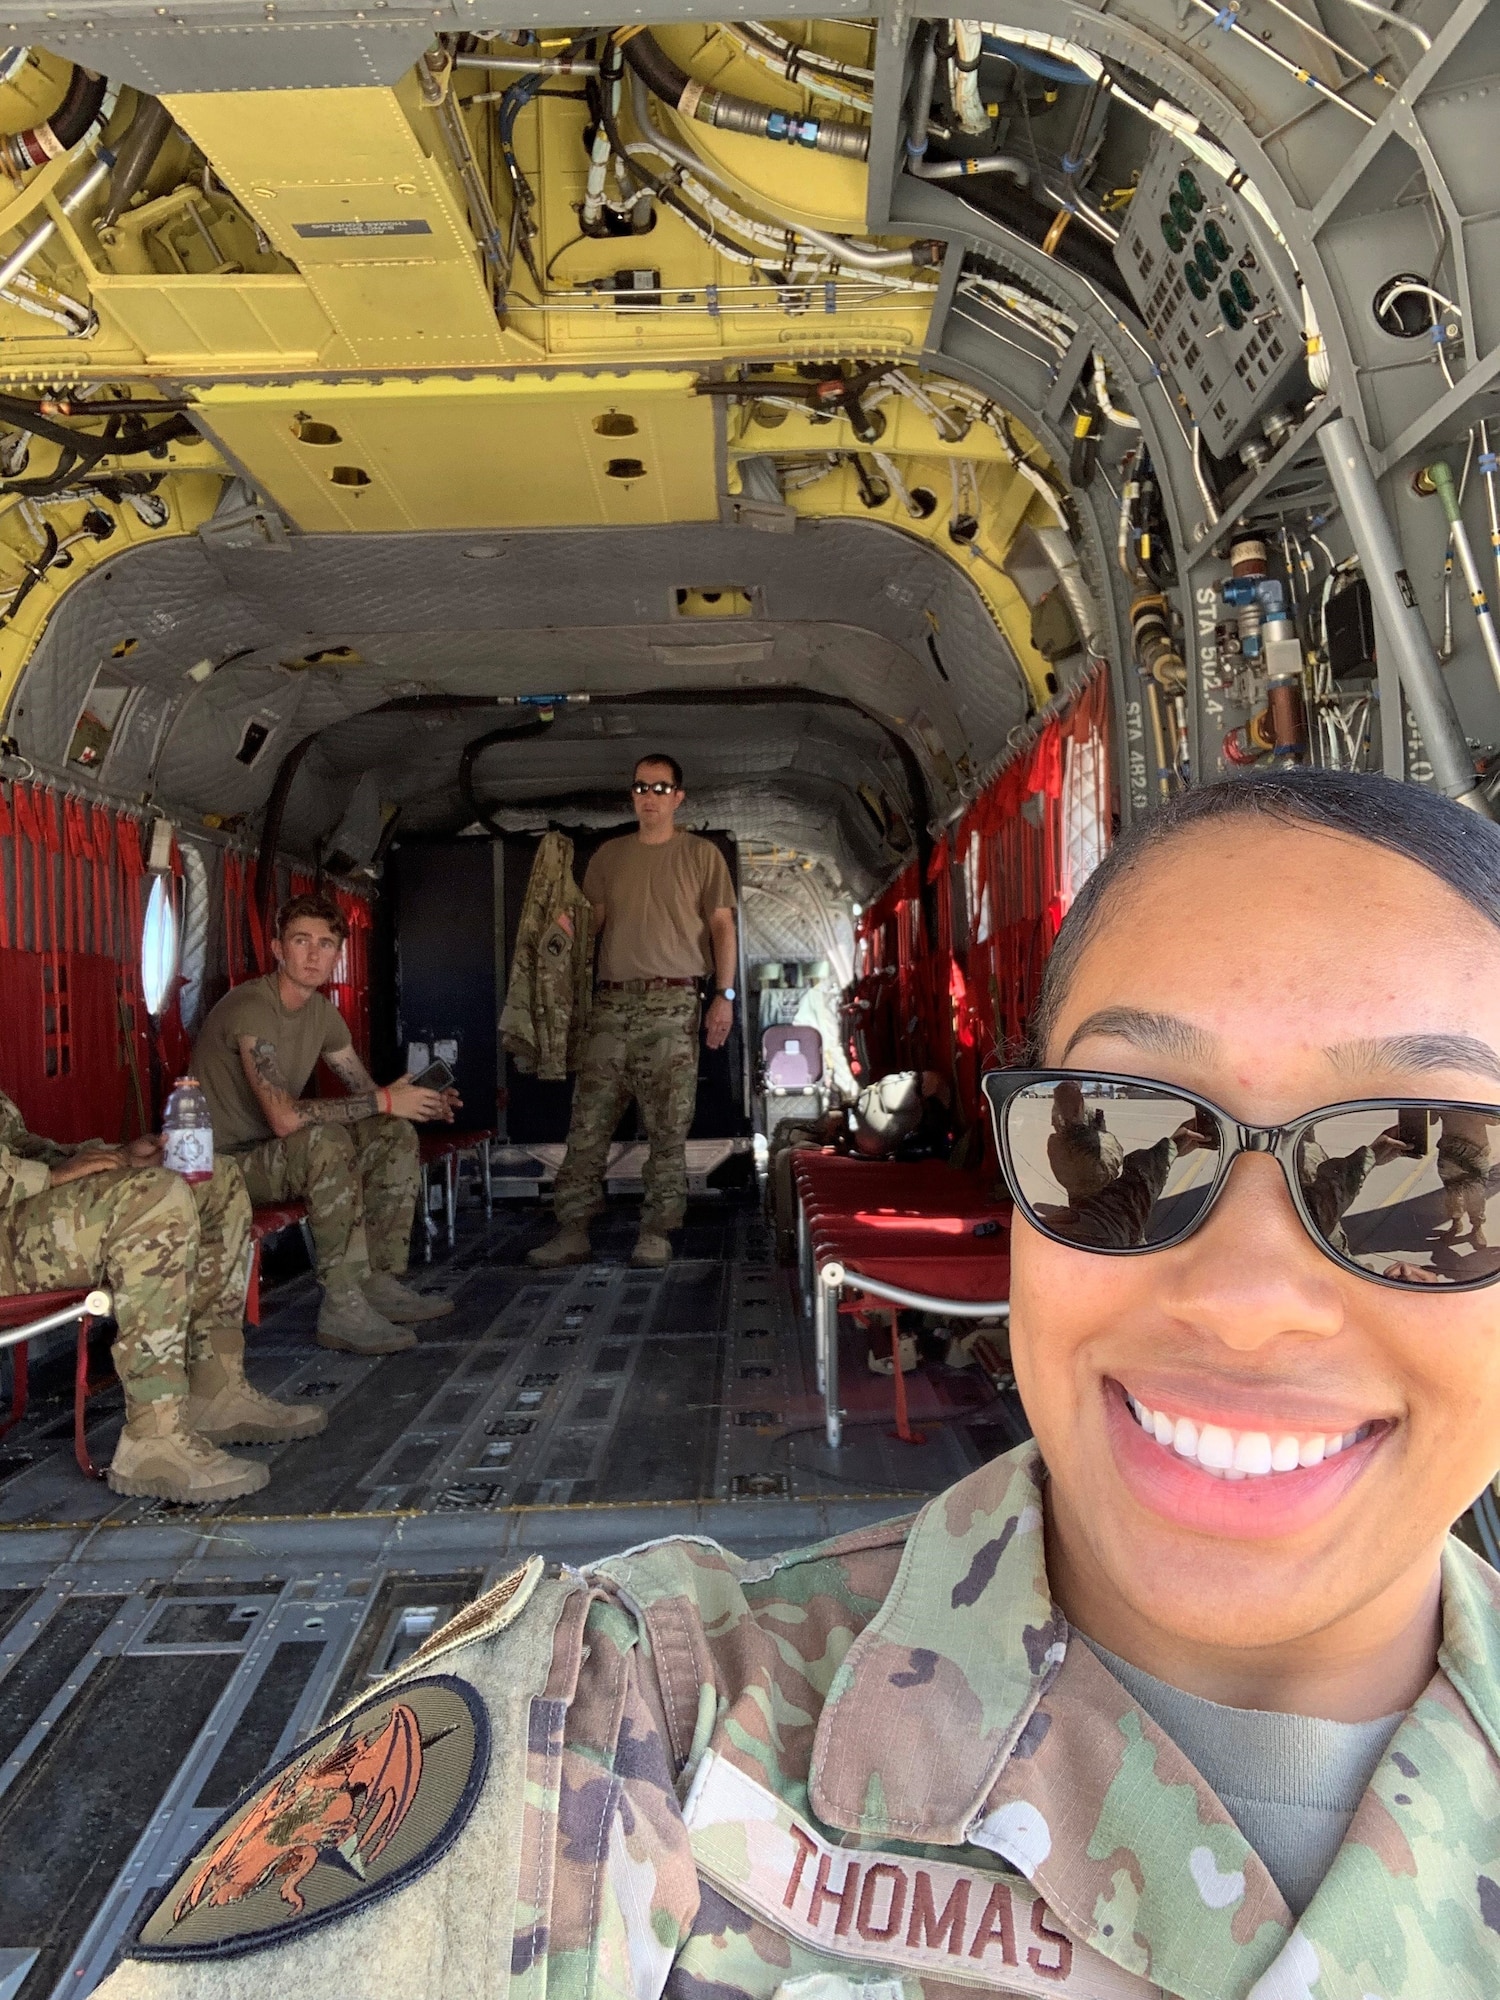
left=982, top=1068, right=1500, bottom=1292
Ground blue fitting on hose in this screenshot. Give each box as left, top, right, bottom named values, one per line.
left=1480, top=452, right=1499, bottom=476
left=980, top=34, right=1091, bottom=84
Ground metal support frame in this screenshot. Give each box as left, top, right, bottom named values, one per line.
left=813, top=1257, right=1010, bottom=1450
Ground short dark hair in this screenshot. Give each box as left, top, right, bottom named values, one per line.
left=1030, top=769, right=1500, bottom=1059
left=635, top=752, right=683, bottom=790
left=276, top=891, right=348, bottom=945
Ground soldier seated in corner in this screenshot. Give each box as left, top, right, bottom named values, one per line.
left=98, top=769, right=1500, bottom=1995
left=0, top=1089, right=323, bottom=1504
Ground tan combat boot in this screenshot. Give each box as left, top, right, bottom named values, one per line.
left=630, top=1230, right=671, bottom=1269
left=362, top=1270, right=455, bottom=1323
left=185, top=1336, right=328, bottom=1445
left=107, top=1398, right=270, bottom=1503
left=317, top=1286, right=417, bottom=1355
left=526, top=1225, right=593, bottom=1269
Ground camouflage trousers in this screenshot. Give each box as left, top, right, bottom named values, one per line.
left=234, top=1115, right=419, bottom=1289
left=554, top=988, right=701, bottom=1232
left=5, top=1157, right=252, bottom=1408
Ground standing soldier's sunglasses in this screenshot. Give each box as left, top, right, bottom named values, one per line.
left=631, top=781, right=679, bottom=796
left=982, top=1068, right=1500, bottom=1292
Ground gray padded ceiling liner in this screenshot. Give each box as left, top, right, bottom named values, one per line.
left=9, top=516, right=1031, bottom=889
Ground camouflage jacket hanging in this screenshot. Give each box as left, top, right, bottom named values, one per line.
left=500, top=830, right=593, bottom=1081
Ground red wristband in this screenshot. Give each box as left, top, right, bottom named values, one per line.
left=378, top=1087, right=391, bottom=1114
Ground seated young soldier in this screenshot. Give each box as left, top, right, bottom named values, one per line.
left=193, top=893, right=460, bottom=1354
left=0, top=1090, right=322, bottom=1503
left=104, top=771, right=1500, bottom=1996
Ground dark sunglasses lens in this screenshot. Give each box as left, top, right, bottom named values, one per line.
left=1002, top=1078, right=1221, bottom=1249
left=1296, top=1106, right=1500, bottom=1286
left=633, top=782, right=673, bottom=795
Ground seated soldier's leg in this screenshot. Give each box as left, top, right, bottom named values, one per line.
left=6, top=1166, right=267, bottom=1502
left=630, top=991, right=702, bottom=1267
left=532, top=996, right=635, bottom=1268
left=182, top=1159, right=328, bottom=1443
left=349, top=1115, right=453, bottom=1323
left=237, top=1127, right=414, bottom=1356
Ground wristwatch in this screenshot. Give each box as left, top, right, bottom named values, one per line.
left=716, top=987, right=736, bottom=1003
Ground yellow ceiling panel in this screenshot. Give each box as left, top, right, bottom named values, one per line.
left=193, top=374, right=720, bottom=533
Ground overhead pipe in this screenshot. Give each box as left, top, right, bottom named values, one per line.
left=1318, top=416, right=1491, bottom=814
left=1, top=63, right=107, bottom=175
left=626, top=72, right=930, bottom=272
left=0, top=147, right=114, bottom=294
left=622, top=30, right=869, bottom=160
left=1414, top=457, right=1500, bottom=699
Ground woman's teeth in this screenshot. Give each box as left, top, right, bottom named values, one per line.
left=1125, top=1395, right=1373, bottom=1480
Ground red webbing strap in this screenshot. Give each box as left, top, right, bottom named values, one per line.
left=91, top=806, right=115, bottom=959
left=245, top=882, right=268, bottom=977
left=64, top=797, right=94, bottom=955
left=222, top=851, right=245, bottom=985
left=12, top=785, right=39, bottom=953
left=0, top=784, right=12, bottom=950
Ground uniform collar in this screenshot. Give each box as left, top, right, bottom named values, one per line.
left=809, top=1442, right=1500, bottom=1999
left=810, top=1441, right=1062, bottom=1843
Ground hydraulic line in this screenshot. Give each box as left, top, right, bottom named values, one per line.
left=726, top=26, right=871, bottom=114
left=622, top=30, right=869, bottom=160
left=1416, top=457, right=1500, bottom=698
left=454, top=55, right=600, bottom=74
left=949, top=21, right=989, bottom=137
left=1481, top=420, right=1500, bottom=627
left=1, top=64, right=107, bottom=175
left=0, top=147, right=114, bottom=296
left=581, top=41, right=623, bottom=231
left=626, top=73, right=928, bottom=273
left=459, top=716, right=558, bottom=836
left=1319, top=416, right=1489, bottom=813
left=99, top=94, right=172, bottom=229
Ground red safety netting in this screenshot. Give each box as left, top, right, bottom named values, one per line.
left=849, top=667, right=1113, bottom=1127
left=0, top=783, right=377, bottom=1140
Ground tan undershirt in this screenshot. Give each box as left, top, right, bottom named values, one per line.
left=583, top=831, right=736, bottom=984
left=193, top=973, right=352, bottom=1151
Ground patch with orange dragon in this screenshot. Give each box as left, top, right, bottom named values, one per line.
left=131, top=1675, right=489, bottom=1959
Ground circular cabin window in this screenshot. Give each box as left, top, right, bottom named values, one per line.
left=141, top=875, right=181, bottom=1018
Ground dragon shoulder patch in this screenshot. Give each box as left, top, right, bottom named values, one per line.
left=131, top=1673, right=489, bottom=1960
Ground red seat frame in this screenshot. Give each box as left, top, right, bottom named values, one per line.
left=0, top=1290, right=116, bottom=1479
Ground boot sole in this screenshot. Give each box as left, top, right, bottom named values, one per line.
left=107, top=1466, right=270, bottom=1502
left=373, top=1303, right=455, bottom=1324
left=198, top=1414, right=330, bottom=1445
left=317, top=1330, right=417, bottom=1355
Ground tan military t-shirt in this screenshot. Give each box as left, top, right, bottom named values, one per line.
left=193, top=973, right=352, bottom=1152
left=583, top=832, right=736, bottom=983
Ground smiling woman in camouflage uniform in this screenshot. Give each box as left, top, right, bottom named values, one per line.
left=101, top=771, right=1500, bottom=1996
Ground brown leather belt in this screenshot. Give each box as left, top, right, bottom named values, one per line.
left=597, top=978, right=699, bottom=991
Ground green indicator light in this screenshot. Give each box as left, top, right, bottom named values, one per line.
left=1160, top=211, right=1184, bottom=254
left=1195, top=240, right=1219, bottom=282
left=1169, top=188, right=1192, bottom=233
left=1179, top=168, right=1204, bottom=211
left=1230, top=269, right=1255, bottom=312
left=1185, top=263, right=1209, bottom=301
left=1219, top=287, right=1245, bottom=331
left=1205, top=220, right=1230, bottom=261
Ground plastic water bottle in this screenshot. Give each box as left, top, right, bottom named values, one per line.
left=162, top=1076, right=214, bottom=1184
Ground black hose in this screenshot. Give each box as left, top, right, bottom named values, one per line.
left=620, top=29, right=690, bottom=106
left=459, top=717, right=557, bottom=836
left=0, top=522, right=57, bottom=631
left=2, top=66, right=107, bottom=175
left=100, top=94, right=172, bottom=230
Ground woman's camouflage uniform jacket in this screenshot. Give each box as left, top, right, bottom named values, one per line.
left=100, top=1442, right=1500, bottom=2000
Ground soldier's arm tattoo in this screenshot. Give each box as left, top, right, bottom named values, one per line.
left=238, top=1036, right=377, bottom=1131
left=325, top=1044, right=378, bottom=1096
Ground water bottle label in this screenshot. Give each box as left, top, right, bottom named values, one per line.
left=163, top=1127, right=214, bottom=1182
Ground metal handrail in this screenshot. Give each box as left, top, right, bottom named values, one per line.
left=0, top=1289, right=112, bottom=1354
left=819, top=1262, right=1011, bottom=1319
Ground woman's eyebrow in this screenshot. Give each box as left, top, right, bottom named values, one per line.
left=1326, top=1033, right=1500, bottom=1084
left=1060, top=1007, right=1217, bottom=1063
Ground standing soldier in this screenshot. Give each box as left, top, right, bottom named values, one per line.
left=0, top=1090, right=321, bottom=1502
left=529, top=753, right=738, bottom=1270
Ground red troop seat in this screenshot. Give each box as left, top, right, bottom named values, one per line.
left=789, top=1148, right=1012, bottom=1447
left=417, top=1129, right=497, bottom=1258
left=248, top=1200, right=310, bottom=1325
